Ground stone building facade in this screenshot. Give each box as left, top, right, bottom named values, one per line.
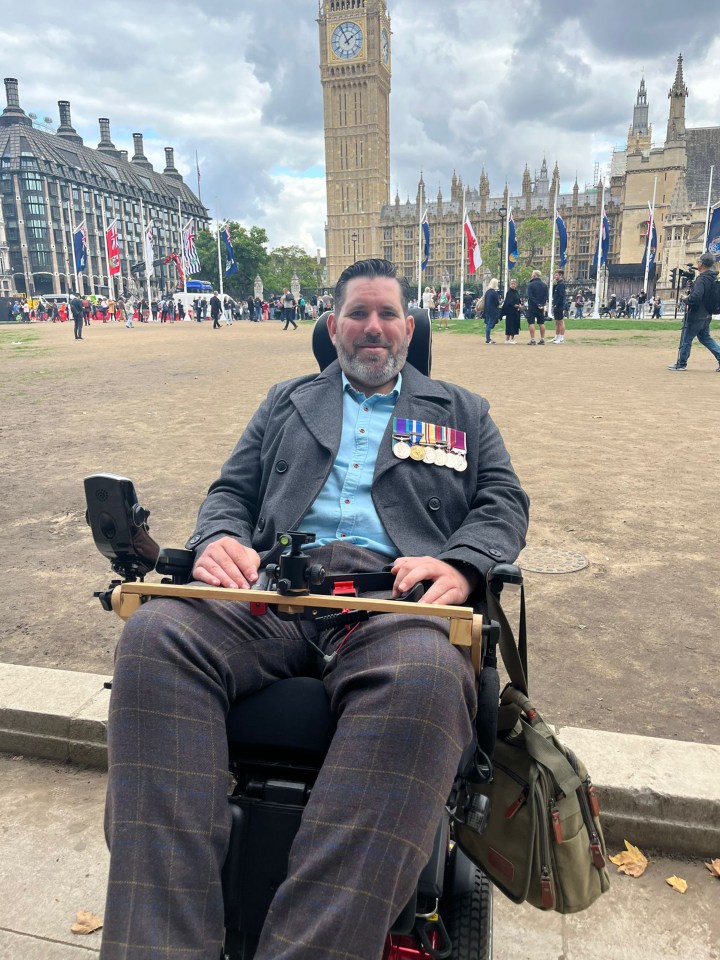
left=0, top=77, right=208, bottom=299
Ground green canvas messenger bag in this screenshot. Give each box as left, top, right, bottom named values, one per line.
left=452, top=577, right=611, bottom=914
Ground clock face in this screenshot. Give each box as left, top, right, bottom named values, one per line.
left=331, top=21, right=363, bottom=60
left=381, top=28, right=389, bottom=64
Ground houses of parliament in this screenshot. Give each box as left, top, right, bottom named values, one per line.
left=318, top=0, right=720, bottom=298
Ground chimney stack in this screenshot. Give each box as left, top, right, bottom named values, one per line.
left=162, top=146, right=183, bottom=181
left=56, top=100, right=83, bottom=144
left=96, top=118, right=121, bottom=159
left=0, top=78, right=31, bottom=128
left=119, top=149, right=129, bottom=163
left=131, top=133, right=153, bottom=170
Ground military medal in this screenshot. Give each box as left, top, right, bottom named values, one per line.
left=450, top=428, right=468, bottom=472
left=445, top=452, right=458, bottom=469
left=423, top=447, right=436, bottom=464
left=393, top=418, right=422, bottom=461
left=434, top=448, right=447, bottom=467
left=393, top=440, right=411, bottom=459
left=409, top=445, right=426, bottom=461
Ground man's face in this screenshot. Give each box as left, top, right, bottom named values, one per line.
left=328, top=276, right=414, bottom=395
left=510, top=280, right=517, bottom=289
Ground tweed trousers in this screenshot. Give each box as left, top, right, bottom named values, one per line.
left=100, top=543, right=477, bottom=960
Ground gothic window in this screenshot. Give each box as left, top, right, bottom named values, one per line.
left=338, top=91, right=348, bottom=126
left=404, top=244, right=413, bottom=261
left=404, top=227, right=413, bottom=240
left=579, top=238, right=589, bottom=254
left=355, top=140, right=364, bottom=169
left=446, top=225, right=455, bottom=237
left=384, top=245, right=393, bottom=260
left=383, top=227, right=392, bottom=240
left=446, top=245, right=455, bottom=260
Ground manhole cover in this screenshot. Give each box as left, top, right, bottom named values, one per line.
left=519, top=546, right=589, bottom=574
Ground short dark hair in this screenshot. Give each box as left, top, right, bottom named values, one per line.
left=334, top=258, right=409, bottom=315
left=698, top=252, right=716, bottom=269
left=555, top=269, right=564, bottom=277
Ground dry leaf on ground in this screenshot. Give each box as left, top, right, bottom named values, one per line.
left=70, top=911, right=103, bottom=935
left=666, top=875, right=688, bottom=894
left=705, top=859, right=720, bottom=878
left=609, top=840, right=648, bottom=877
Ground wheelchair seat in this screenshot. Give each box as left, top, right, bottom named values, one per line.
left=226, top=678, right=336, bottom=760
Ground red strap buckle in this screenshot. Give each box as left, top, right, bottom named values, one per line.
left=249, top=602, right=267, bottom=616
left=332, top=581, right=357, bottom=597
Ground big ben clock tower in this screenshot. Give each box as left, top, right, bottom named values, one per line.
left=318, top=0, right=391, bottom=285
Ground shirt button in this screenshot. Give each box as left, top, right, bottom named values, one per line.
left=363, top=406, right=369, bottom=412
left=344, top=498, right=351, bottom=504
left=353, top=463, right=359, bottom=469
left=340, top=533, right=347, bottom=538
left=359, top=428, right=365, bottom=434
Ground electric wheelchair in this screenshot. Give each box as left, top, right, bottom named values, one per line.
left=86, top=310, right=522, bottom=959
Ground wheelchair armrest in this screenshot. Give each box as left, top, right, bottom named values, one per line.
left=156, top=547, right=195, bottom=582
left=486, top=562, right=523, bottom=597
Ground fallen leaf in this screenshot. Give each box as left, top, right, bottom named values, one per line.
left=705, top=859, right=720, bottom=878
left=666, top=875, right=688, bottom=894
left=609, top=840, right=648, bottom=877
left=71, top=911, right=103, bottom=935
left=591, top=415, right=603, bottom=419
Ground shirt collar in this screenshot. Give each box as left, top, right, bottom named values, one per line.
left=342, top=370, right=402, bottom=403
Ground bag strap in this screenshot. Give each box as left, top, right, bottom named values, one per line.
left=521, top=722, right=582, bottom=797
left=485, top=583, right=528, bottom=695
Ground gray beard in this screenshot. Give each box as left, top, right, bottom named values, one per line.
left=335, top=337, right=409, bottom=389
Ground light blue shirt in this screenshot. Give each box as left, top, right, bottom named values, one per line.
left=303, top=372, right=402, bottom=559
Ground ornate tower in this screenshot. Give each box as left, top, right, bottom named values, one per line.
left=318, top=0, right=392, bottom=285
left=666, top=53, right=688, bottom=145
left=628, top=76, right=652, bottom=153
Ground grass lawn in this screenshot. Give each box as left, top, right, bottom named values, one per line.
left=446, top=316, right=686, bottom=334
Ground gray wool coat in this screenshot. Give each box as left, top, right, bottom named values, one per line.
left=186, top=360, right=529, bottom=582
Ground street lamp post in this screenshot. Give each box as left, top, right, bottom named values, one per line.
left=498, top=205, right=507, bottom=292
left=351, top=232, right=358, bottom=263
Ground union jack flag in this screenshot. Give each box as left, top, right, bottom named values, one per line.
left=183, top=221, right=201, bottom=275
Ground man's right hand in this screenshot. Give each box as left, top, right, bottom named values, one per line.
left=192, top=537, right=261, bottom=589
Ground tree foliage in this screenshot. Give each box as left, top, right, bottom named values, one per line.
left=195, top=223, right=269, bottom=297
left=480, top=216, right=554, bottom=293
left=263, top=245, right=322, bottom=294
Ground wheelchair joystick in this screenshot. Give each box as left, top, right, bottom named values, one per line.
left=266, top=531, right=326, bottom=596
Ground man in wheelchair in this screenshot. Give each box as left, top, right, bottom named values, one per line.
left=99, top=258, right=529, bottom=959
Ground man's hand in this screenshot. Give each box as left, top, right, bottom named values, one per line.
left=390, top=556, right=478, bottom=606
left=192, top=537, right=261, bottom=589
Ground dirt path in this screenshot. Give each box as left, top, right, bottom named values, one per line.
left=2, top=319, right=718, bottom=742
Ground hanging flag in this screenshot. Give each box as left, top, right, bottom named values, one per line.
left=556, top=214, right=568, bottom=268
left=73, top=221, right=88, bottom=273
left=593, top=208, right=610, bottom=267
left=145, top=222, right=155, bottom=278
left=464, top=215, right=482, bottom=275
left=222, top=223, right=238, bottom=275
left=421, top=211, right=430, bottom=270
left=183, top=221, right=201, bottom=275
left=641, top=207, right=657, bottom=269
left=707, top=205, right=720, bottom=261
left=507, top=212, right=518, bottom=271
left=106, top=220, right=121, bottom=276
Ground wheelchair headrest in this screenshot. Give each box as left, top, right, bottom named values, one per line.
left=312, top=308, right=432, bottom=377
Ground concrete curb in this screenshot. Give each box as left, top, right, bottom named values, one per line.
left=1, top=662, right=718, bottom=858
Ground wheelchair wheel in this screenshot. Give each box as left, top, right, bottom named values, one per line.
left=443, top=849, right=493, bottom=960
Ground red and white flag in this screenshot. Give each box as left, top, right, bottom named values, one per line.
left=464, top=215, right=482, bottom=275
left=106, top=220, right=121, bottom=276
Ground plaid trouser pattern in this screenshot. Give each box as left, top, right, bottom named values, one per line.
left=101, top=543, right=476, bottom=960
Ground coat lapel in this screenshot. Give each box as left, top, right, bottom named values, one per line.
left=289, top=360, right=344, bottom=455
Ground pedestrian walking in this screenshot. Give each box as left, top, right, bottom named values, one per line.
left=70, top=293, right=84, bottom=340
left=483, top=279, right=500, bottom=343
left=282, top=288, right=297, bottom=330
left=209, top=291, right=222, bottom=329
left=668, top=252, right=720, bottom=372
left=501, top=278, right=521, bottom=343
left=526, top=270, right=549, bottom=344
left=437, top=286, right=451, bottom=330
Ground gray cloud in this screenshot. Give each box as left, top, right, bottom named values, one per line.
left=1, top=0, right=718, bottom=254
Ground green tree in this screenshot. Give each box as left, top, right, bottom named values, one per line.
left=262, top=245, right=322, bottom=296
left=195, top=223, right=269, bottom=297
left=480, top=216, right=553, bottom=293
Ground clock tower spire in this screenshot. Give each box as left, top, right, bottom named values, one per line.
left=318, top=0, right=391, bottom=285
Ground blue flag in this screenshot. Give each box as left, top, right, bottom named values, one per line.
left=507, top=213, right=518, bottom=271
left=706, top=206, right=720, bottom=262
left=421, top=212, right=430, bottom=270
left=641, top=213, right=657, bottom=269
left=593, top=209, right=610, bottom=267
left=556, top=214, right=568, bottom=267
left=222, top=224, right=238, bottom=275
left=73, top=221, right=88, bottom=273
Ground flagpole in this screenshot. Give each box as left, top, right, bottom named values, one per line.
left=196, top=150, right=202, bottom=204
left=140, top=199, right=152, bottom=317
left=503, top=207, right=510, bottom=298
left=549, top=182, right=559, bottom=303
left=703, top=166, right=715, bottom=252
left=459, top=190, right=466, bottom=317
left=592, top=182, right=605, bottom=318
left=179, top=197, right=187, bottom=297
left=68, top=204, right=81, bottom=295
left=417, top=204, right=422, bottom=305
left=216, top=215, right=225, bottom=298
left=643, top=175, right=657, bottom=297
left=99, top=195, right=113, bottom=300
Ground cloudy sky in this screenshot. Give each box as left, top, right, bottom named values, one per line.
left=2, top=0, right=719, bottom=254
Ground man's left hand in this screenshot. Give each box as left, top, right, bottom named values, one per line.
left=390, top=556, right=477, bottom=606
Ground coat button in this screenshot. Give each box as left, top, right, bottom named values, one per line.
left=275, top=460, right=288, bottom=474
left=428, top=498, right=441, bottom=511
left=188, top=535, right=200, bottom=545
left=489, top=548, right=501, bottom=558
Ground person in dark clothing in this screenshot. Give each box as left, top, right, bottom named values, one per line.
left=550, top=270, right=567, bottom=343
left=247, top=297, right=256, bottom=322
left=282, top=287, right=297, bottom=330
left=70, top=294, right=84, bottom=340
left=482, top=278, right=500, bottom=343
left=668, top=252, right=720, bottom=371
left=209, top=292, right=222, bottom=329
left=501, top=278, right=521, bottom=343
left=526, top=270, right=549, bottom=344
